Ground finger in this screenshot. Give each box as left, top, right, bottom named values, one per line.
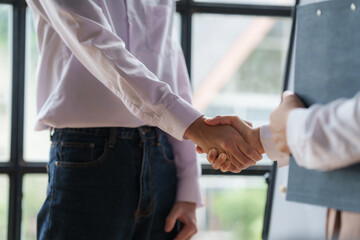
left=228, top=154, right=248, bottom=171
left=282, top=90, right=294, bottom=99
left=235, top=137, right=262, bottom=162
left=196, top=146, right=204, bottom=154
left=226, top=140, right=258, bottom=169
left=207, top=148, right=218, bottom=164
left=220, top=160, right=231, bottom=172
left=204, top=116, right=223, bottom=126
left=174, top=222, right=197, bottom=240
left=212, top=153, right=227, bottom=169
left=244, top=120, right=253, bottom=127
left=164, top=211, right=178, bottom=233
left=282, top=91, right=305, bottom=108
left=228, top=116, right=252, bottom=137
left=229, top=164, right=242, bottom=173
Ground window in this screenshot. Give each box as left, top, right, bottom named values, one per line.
left=0, top=0, right=293, bottom=239
left=0, top=175, right=9, bottom=240
left=0, top=4, right=12, bottom=162
left=21, top=175, right=47, bottom=239
left=24, top=8, right=49, bottom=162
left=195, top=176, right=267, bottom=240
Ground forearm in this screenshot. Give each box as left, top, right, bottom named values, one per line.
left=287, top=94, right=360, bottom=170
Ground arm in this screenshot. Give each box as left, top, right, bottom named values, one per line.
left=270, top=91, right=360, bottom=171
left=30, top=0, right=201, bottom=140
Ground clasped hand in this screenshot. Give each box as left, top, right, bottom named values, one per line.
left=185, top=116, right=264, bottom=173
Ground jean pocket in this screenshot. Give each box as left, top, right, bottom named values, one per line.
left=158, top=136, right=175, bottom=164
left=56, top=141, right=108, bottom=168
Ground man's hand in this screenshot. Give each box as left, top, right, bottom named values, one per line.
left=269, top=91, right=305, bottom=154
left=185, top=116, right=263, bottom=173
left=164, top=202, right=197, bottom=240
left=196, top=116, right=264, bottom=172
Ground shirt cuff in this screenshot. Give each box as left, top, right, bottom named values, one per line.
left=158, top=98, right=203, bottom=141
left=176, top=175, right=204, bottom=208
left=260, top=125, right=290, bottom=167
left=286, top=108, right=309, bottom=163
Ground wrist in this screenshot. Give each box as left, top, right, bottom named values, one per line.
left=253, top=127, right=265, bottom=154
left=184, top=116, right=206, bottom=141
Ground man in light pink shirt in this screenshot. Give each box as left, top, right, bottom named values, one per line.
left=26, top=0, right=263, bottom=239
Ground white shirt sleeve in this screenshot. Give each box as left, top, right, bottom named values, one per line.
left=260, top=125, right=290, bottom=167
left=31, top=0, right=202, bottom=141
left=287, top=93, right=360, bottom=171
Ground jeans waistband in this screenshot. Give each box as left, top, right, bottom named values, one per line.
left=53, top=126, right=162, bottom=140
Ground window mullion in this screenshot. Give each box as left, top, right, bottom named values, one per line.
left=8, top=0, right=26, bottom=239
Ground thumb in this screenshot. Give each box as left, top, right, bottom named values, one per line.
left=204, top=116, right=221, bottom=126
left=204, top=116, right=232, bottom=126
left=196, top=146, right=204, bottom=154
left=282, top=90, right=294, bottom=101
left=229, top=117, right=252, bottom=135
left=164, top=208, right=179, bottom=232
left=244, top=120, right=253, bottom=127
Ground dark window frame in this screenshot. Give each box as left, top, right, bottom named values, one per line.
left=0, top=0, right=293, bottom=239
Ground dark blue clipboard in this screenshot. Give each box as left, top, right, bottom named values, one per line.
left=286, top=0, right=360, bottom=213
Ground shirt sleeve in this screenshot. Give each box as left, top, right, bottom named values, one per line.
left=30, top=0, right=202, bottom=140
left=287, top=92, right=360, bottom=171
left=259, top=125, right=290, bottom=167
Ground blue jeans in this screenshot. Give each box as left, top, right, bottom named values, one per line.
left=37, top=127, right=178, bottom=240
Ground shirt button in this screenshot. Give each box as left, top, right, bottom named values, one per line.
left=316, top=9, right=322, bottom=16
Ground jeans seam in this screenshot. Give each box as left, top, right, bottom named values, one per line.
left=134, top=139, right=155, bottom=220
left=157, top=141, right=175, bottom=165
left=55, top=129, right=107, bottom=136
left=45, top=160, right=56, bottom=240
left=55, top=140, right=108, bottom=168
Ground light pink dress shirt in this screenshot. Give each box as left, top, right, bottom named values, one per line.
left=26, top=0, right=203, bottom=206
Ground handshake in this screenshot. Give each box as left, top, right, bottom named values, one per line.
left=184, top=115, right=265, bottom=173
left=184, top=92, right=305, bottom=172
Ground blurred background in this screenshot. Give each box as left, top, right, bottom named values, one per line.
left=0, top=1, right=310, bottom=240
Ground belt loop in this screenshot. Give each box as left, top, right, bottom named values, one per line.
left=155, top=128, right=161, bottom=146
left=108, top=128, right=117, bottom=148
left=49, top=127, right=54, bottom=141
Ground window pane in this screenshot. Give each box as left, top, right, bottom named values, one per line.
left=192, top=14, right=291, bottom=165
left=0, top=5, right=12, bottom=162
left=22, top=174, right=47, bottom=240
left=0, top=175, right=9, bottom=239
left=174, top=12, right=181, bottom=42
left=195, top=0, right=295, bottom=6
left=194, top=176, right=267, bottom=240
left=24, top=8, right=50, bottom=162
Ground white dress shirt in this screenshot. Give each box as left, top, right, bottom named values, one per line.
left=26, top=0, right=203, bottom=206
left=260, top=93, right=360, bottom=171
